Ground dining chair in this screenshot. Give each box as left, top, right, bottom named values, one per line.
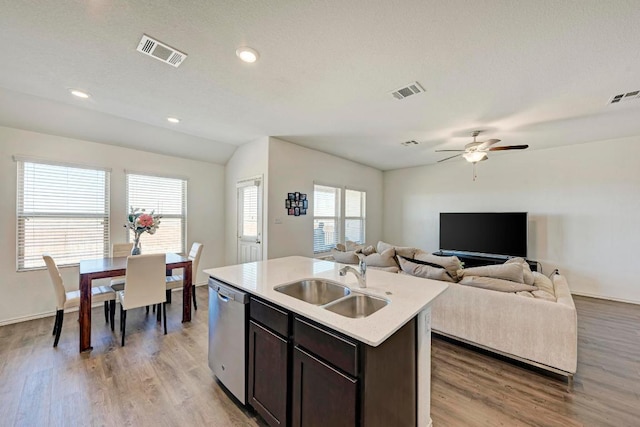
left=166, top=242, right=203, bottom=310
left=43, top=254, right=116, bottom=347
left=117, top=253, right=167, bottom=346
left=109, top=242, right=134, bottom=292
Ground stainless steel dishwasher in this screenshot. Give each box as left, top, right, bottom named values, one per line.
left=208, top=278, right=249, bottom=404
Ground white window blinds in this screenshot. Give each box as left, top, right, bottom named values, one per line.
left=16, top=160, right=110, bottom=270
left=313, top=184, right=341, bottom=253
left=239, top=185, right=258, bottom=238
left=345, top=189, right=366, bottom=244
left=126, top=173, right=187, bottom=254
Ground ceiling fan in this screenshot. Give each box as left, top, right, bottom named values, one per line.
left=436, top=131, right=529, bottom=164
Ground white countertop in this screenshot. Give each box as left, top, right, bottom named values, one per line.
left=203, top=256, right=449, bottom=346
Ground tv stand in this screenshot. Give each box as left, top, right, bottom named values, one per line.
left=434, top=251, right=538, bottom=272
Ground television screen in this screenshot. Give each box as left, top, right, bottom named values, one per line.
left=439, top=212, right=528, bottom=257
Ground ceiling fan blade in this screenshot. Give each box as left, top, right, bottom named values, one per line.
left=477, top=138, right=501, bottom=151
left=437, top=153, right=463, bottom=163
left=489, top=145, right=529, bottom=151
left=435, top=149, right=465, bottom=152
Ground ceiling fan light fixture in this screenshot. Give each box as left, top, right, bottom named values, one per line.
left=463, top=151, right=487, bottom=163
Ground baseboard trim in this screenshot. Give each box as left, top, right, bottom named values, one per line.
left=570, top=291, right=640, bottom=305
left=0, top=281, right=208, bottom=327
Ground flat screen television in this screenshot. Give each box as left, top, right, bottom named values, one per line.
left=439, top=212, right=528, bottom=257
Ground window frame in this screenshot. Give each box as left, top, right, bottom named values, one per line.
left=344, top=187, right=366, bottom=245
left=313, top=183, right=366, bottom=254
left=125, top=172, right=187, bottom=255
left=15, top=156, right=110, bottom=271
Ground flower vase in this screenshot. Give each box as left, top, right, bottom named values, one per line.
left=132, top=235, right=141, bottom=255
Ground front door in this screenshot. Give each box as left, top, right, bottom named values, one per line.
left=237, top=177, right=263, bottom=263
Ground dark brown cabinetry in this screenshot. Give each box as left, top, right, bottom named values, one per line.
left=247, top=296, right=417, bottom=427
left=292, top=346, right=357, bottom=427
left=248, top=298, right=289, bottom=426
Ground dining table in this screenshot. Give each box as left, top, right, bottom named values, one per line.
left=78, top=252, right=192, bottom=353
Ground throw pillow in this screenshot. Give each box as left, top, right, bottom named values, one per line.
left=459, top=263, right=525, bottom=284
left=345, top=240, right=364, bottom=252
left=376, top=241, right=418, bottom=259
left=397, top=257, right=455, bottom=282
left=362, top=247, right=398, bottom=268
left=361, top=245, right=377, bottom=256
left=460, top=276, right=538, bottom=293
left=330, top=248, right=359, bottom=264
left=532, top=271, right=555, bottom=296
left=505, top=257, right=535, bottom=285
left=335, top=243, right=346, bottom=252
left=413, top=253, right=463, bottom=281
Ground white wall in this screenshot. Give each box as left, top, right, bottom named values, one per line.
left=267, top=138, right=384, bottom=259
left=0, top=126, right=226, bottom=325
left=383, top=135, right=640, bottom=303
left=224, top=137, right=269, bottom=265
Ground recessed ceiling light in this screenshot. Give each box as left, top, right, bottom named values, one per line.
left=167, top=117, right=180, bottom=124
left=236, top=47, right=259, bottom=63
left=69, top=89, right=90, bottom=99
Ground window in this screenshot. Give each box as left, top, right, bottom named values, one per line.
left=313, top=185, right=341, bottom=253
left=16, top=158, right=110, bottom=270
left=313, top=185, right=366, bottom=254
left=126, top=173, right=187, bottom=254
left=345, top=189, right=366, bottom=244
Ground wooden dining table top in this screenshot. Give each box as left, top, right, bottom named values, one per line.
left=79, top=252, right=190, bottom=275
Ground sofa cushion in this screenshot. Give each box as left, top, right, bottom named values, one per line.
left=362, top=247, right=398, bottom=268
left=459, top=263, right=524, bottom=284
left=376, top=241, right=418, bottom=259
left=460, top=276, right=538, bottom=293
left=331, top=249, right=360, bottom=264
left=398, top=257, right=455, bottom=282
left=532, top=290, right=557, bottom=301
left=532, top=271, right=555, bottom=296
left=505, top=257, right=535, bottom=285
left=413, top=253, right=463, bottom=281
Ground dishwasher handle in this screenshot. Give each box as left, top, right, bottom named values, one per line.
left=217, top=291, right=231, bottom=302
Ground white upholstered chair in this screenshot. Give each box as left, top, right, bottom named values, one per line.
left=117, top=253, right=167, bottom=346
left=166, top=242, right=203, bottom=310
left=109, top=242, right=134, bottom=292
left=43, top=254, right=116, bottom=347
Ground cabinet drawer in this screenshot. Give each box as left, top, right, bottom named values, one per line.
left=293, top=317, right=358, bottom=376
left=250, top=297, right=289, bottom=337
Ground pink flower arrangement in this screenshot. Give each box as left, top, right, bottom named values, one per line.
left=125, top=207, right=161, bottom=236
left=138, top=213, right=154, bottom=228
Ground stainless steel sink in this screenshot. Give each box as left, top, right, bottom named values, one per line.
left=324, top=293, right=389, bottom=318
left=274, top=279, right=351, bottom=305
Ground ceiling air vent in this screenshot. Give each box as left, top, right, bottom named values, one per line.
left=136, top=35, right=187, bottom=68
left=609, top=90, right=640, bottom=104
left=390, top=81, right=425, bottom=100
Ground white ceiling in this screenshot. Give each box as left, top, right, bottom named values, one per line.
left=1, top=0, right=639, bottom=170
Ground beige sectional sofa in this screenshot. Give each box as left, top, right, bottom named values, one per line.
left=332, top=241, right=578, bottom=377
left=431, top=272, right=577, bottom=376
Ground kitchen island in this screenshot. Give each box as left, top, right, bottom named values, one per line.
left=204, top=256, right=449, bottom=427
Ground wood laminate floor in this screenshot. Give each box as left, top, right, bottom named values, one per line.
left=0, top=290, right=638, bottom=426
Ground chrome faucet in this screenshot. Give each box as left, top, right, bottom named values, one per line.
left=339, top=259, right=367, bottom=288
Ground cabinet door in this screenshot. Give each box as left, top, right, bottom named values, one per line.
left=292, top=346, right=357, bottom=427
left=248, top=321, right=288, bottom=427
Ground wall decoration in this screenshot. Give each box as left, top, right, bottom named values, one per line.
left=286, top=192, right=307, bottom=215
